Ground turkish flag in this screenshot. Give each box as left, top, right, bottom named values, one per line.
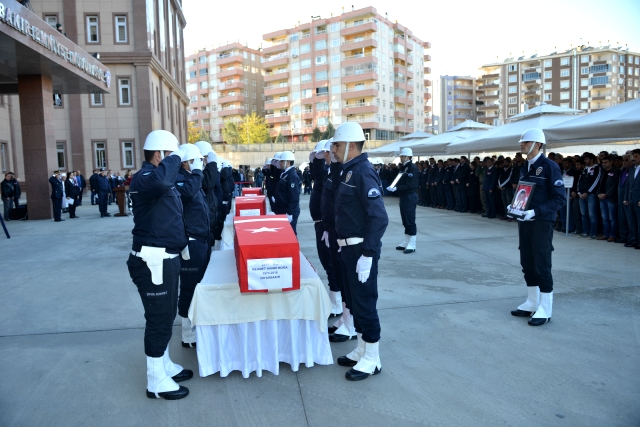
left=235, top=195, right=267, bottom=217
left=233, top=215, right=300, bottom=293
left=242, top=187, right=263, bottom=196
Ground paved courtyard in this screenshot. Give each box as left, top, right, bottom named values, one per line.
left=0, top=196, right=638, bottom=426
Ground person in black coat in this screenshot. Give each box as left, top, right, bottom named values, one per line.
left=482, top=157, right=498, bottom=218
left=89, top=170, right=99, bottom=205
left=49, top=171, right=64, bottom=221
left=64, top=172, right=80, bottom=218
left=387, top=148, right=419, bottom=253
left=597, top=155, right=620, bottom=241
left=1, top=173, right=15, bottom=221
left=75, top=170, right=86, bottom=205
left=455, top=156, right=470, bottom=212
left=468, top=161, right=481, bottom=213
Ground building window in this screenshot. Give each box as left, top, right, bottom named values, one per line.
left=331, top=54, right=340, bottom=63
left=508, top=107, right=517, bottom=115
left=53, top=92, right=63, bottom=108
left=508, top=86, right=517, bottom=93
left=508, top=75, right=517, bottom=82
left=561, top=58, right=570, bottom=66
left=544, top=82, right=552, bottom=90
left=316, top=71, right=328, bottom=81
left=581, top=55, right=589, bottom=63
left=544, top=71, right=552, bottom=79
left=331, top=85, right=341, bottom=94
left=560, top=69, right=570, bottom=77
left=544, top=93, right=552, bottom=101
left=56, top=142, right=66, bottom=170
left=560, top=81, right=570, bottom=89
left=94, top=142, right=106, bottom=168
left=86, top=15, right=100, bottom=43
left=45, top=15, right=58, bottom=27
left=118, top=78, right=131, bottom=106
left=315, top=55, right=327, bottom=65
left=300, top=44, right=310, bottom=54
left=508, top=97, right=517, bottom=104
left=115, top=15, right=127, bottom=43
left=580, top=90, right=589, bottom=98
left=122, top=141, right=135, bottom=168
left=315, top=40, right=327, bottom=50
left=0, top=143, right=7, bottom=173
left=560, top=92, right=570, bottom=100
left=90, top=92, right=103, bottom=106
left=544, top=60, right=552, bottom=67
left=580, top=102, right=589, bottom=109
left=581, top=78, right=589, bottom=86
left=508, top=64, right=517, bottom=72
left=330, top=22, right=340, bottom=32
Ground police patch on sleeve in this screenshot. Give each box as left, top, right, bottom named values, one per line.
left=408, top=173, right=413, bottom=177
left=367, top=188, right=381, bottom=199
left=177, top=182, right=184, bottom=186
left=554, top=179, right=564, bottom=187
left=291, top=183, right=295, bottom=188
left=143, top=172, right=151, bottom=175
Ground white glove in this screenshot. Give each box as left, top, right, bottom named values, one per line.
left=271, top=196, right=275, bottom=203
left=321, top=231, right=330, bottom=248
left=190, top=158, right=203, bottom=171
left=386, top=186, right=396, bottom=192
left=286, top=214, right=293, bottom=222
left=517, top=209, right=536, bottom=222
left=207, top=152, right=217, bottom=163
left=309, top=152, right=315, bottom=162
left=315, top=151, right=325, bottom=160
left=170, top=149, right=187, bottom=161
left=356, top=255, right=372, bottom=283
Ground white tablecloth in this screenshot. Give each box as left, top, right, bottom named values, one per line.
left=189, top=249, right=333, bottom=378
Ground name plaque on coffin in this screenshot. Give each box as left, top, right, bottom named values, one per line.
left=235, top=196, right=267, bottom=217
left=242, top=187, right=263, bottom=196
left=233, top=215, right=300, bottom=293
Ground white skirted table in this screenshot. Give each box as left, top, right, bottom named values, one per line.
left=188, top=249, right=333, bottom=378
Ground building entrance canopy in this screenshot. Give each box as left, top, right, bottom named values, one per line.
left=0, top=0, right=110, bottom=95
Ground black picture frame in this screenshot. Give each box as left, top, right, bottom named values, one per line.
left=506, top=181, right=536, bottom=220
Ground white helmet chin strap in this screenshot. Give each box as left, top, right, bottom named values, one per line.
left=342, top=142, right=350, bottom=164
left=527, top=142, right=537, bottom=156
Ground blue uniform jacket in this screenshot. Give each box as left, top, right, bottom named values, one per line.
left=96, top=174, right=111, bottom=192
left=335, top=153, right=389, bottom=257
left=321, top=163, right=341, bottom=231
left=395, top=161, right=419, bottom=196
left=482, top=166, right=498, bottom=191
left=518, top=154, right=566, bottom=222
left=309, top=158, right=327, bottom=221
left=129, top=156, right=187, bottom=254
left=273, top=166, right=301, bottom=215
left=175, top=168, right=210, bottom=242
left=49, top=176, right=63, bottom=199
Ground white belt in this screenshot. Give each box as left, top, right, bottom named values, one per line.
left=131, top=250, right=178, bottom=259
left=131, top=247, right=179, bottom=285
left=314, top=220, right=322, bottom=223
left=337, top=237, right=364, bottom=247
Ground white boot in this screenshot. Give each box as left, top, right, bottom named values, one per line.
left=351, top=341, right=381, bottom=375
left=531, top=292, right=553, bottom=323
left=517, top=286, right=540, bottom=313
left=404, top=235, right=416, bottom=253
left=163, top=347, right=183, bottom=377
left=345, top=333, right=366, bottom=362
left=329, top=291, right=343, bottom=316
left=182, top=317, right=196, bottom=346
left=147, top=356, right=180, bottom=396
left=333, top=309, right=356, bottom=338
left=396, top=234, right=409, bottom=250
left=331, top=302, right=347, bottom=330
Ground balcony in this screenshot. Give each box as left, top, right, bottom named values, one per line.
left=341, top=37, right=378, bottom=52
left=406, top=69, right=414, bottom=79
left=424, top=67, right=431, bottom=74
left=478, top=94, right=499, bottom=100
left=218, top=68, right=244, bottom=79
left=218, top=107, right=247, bottom=117
left=342, top=71, right=378, bottom=84
left=264, top=54, right=289, bottom=67
left=395, top=124, right=411, bottom=132
left=393, top=51, right=406, bottom=62
left=424, top=79, right=432, bottom=87
left=478, top=104, right=499, bottom=111
left=264, top=71, right=289, bottom=83
left=263, top=42, right=288, bottom=55
left=343, top=102, right=378, bottom=115
left=407, top=54, right=414, bottom=65
left=454, top=94, right=474, bottom=100
left=482, top=73, right=500, bottom=79
left=424, top=117, right=432, bottom=125
left=344, top=117, right=379, bottom=128
left=216, top=54, right=243, bottom=66
left=265, top=114, right=290, bottom=124
left=342, top=53, right=377, bottom=67
left=218, top=95, right=244, bottom=103
left=395, top=81, right=409, bottom=92
left=264, top=100, right=289, bottom=110
left=264, top=85, right=289, bottom=96
left=455, top=104, right=473, bottom=109
left=424, top=54, right=431, bottom=62
left=341, top=21, right=377, bottom=37
left=424, top=105, right=432, bottom=112
left=219, top=80, right=244, bottom=90
left=523, top=89, right=540, bottom=97
left=343, top=85, right=378, bottom=98
left=424, top=92, right=431, bottom=100
left=479, top=83, right=499, bottom=90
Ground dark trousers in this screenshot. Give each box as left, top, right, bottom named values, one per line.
left=52, top=197, right=62, bottom=220
left=314, top=222, right=338, bottom=292
left=98, top=192, right=109, bottom=215
left=68, top=197, right=77, bottom=217
left=500, top=187, right=514, bottom=217
left=2, top=197, right=13, bottom=220
left=399, top=192, right=417, bottom=235
left=429, top=185, right=437, bottom=206
left=127, top=254, right=180, bottom=357
left=436, top=184, right=445, bottom=207
left=178, top=239, right=208, bottom=318
left=339, top=244, right=380, bottom=343
left=518, top=220, right=554, bottom=293
left=327, top=228, right=344, bottom=296
left=91, top=189, right=97, bottom=205
left=579, top=194, right=598, bottom=236
left=630, top=201, right=640, bottom=245
left=484, top=190, right=496, bottom=217
left=452, top=184, right=460, bottom=210
left=77, top=190, right=83, bottom=205
left=290, top=212, right=299, bottom=235
left=457, top=185, right=468, bottom=212
left=444, top=184, right=455, bottom=209
left=572, top=196, right=583, bottom=234
left=618, top=199, right=630, bottom=241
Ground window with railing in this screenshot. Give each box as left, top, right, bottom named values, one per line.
left=522, top=72, right=541, bottom=81
left=290, top=33, right=299, bottom=42
left=316, top=26, right=326, bottom=35
left=590, top=76, right=609, bottom=85
left=343, top=63, right=377, bottom=76
left=300, top=31, right=310, bottom=39
left=394, top=88, right=406, bottom=97
left=589, top=64, right=610, bottom=74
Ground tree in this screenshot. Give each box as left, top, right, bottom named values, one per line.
left=223, top=112, right=271, bottom=144
left=311, top=127, right=322, bottom=142
left=322, top=121, right=335, bottom=140
left=187, top=121, right=211, bottom=143
left=275, top=132, right=286, bottom=143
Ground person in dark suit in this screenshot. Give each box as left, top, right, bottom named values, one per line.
left=49, top=171, right=64, bottom=221
left=75, top=170, right=86, bottom=205
left=96, top=168, right=112, bottom=217
left=89, top=169, right=99, bottom=205
left=624, top=149, right=640, bottom=248
left=482, top=157, right=498, bottom=218
left=64, top=171, right=80, bottom=218
left=456, top=156, right=470, bottom=212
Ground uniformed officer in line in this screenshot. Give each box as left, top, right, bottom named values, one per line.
left=511, top=128, right=566, bottom=326
left=219, top=158, right=235, bottom=218
left=127, top=130, right=192, bottom=400
left=194, top=141, right=221, bottom=252
left=267, top=152, right=282, bottom=211
left=96, top=168, right=112, bottom=217
left=322, top=139, right=357, bottom=342
left=174, top=144, right=209, bottom=348
left=331, top=122, right=389, bottom=381
left=309, top=141, right=342, bottom=318
left=387, top=147, right=419, bottom=254
left=272, top=151, right=302, bottom=234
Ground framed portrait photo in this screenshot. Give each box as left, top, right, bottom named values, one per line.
left=506, top=181, right=536, bottom=220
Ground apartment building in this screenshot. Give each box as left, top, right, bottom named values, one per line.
left=185, top=43, right=265, bottom=143
left=474, top=45, right=640, bottom=126
left=260, top=6, right=432, bottom=142
left=440, top=76, right=477, bottom=133
left=0, top=0, right=188, bottom=180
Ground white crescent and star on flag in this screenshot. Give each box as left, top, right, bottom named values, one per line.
left=244, top=227, right=284, bottom=233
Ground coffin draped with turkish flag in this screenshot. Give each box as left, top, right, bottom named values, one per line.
left=235, top=195, right=267, bottom=217
left=242, top=187, right=263, bottom=196
left=233, top=215, right=300, bottom=293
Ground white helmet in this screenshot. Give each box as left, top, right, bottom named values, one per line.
left=369, top=157, right=384, bottom=165
left=399, top=147, right=413, bottom=157
left=333, top=122, right=365, bottom=143
left=143, top=130, right=179, bottom=152
left=179, top=144, right=204, bottom=162
left=273, top=152, right=282, bottom=160
left=324, top=138, right=333, bottom=151
left=314, top=140, right=327, bottom=152
left=280, top=151, right=295, bottom=161
left=208, top=151, right=218, bottom=164
left=519, top=128, right=546, bottom=145
left=265, top=158, right=273, bottom=165
left=194, top=140, right=213, bottom=156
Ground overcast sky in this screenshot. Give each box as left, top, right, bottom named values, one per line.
left=183, top=0, right=640, bottom=117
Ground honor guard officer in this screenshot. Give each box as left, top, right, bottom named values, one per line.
left=387, top=147, right=419, bottom=254
left=127, top=130, right=193, bottom=400
left=511, top=128, right=566, bottom=326
left=267, top=152, right=282, bottom=211
left=194, top=141, right=221, bottom=251
left=272, top=151, right=302, bottom=234
left=331, top=122, right=389, bottom=381
left=175, top=144, right=209, bottom=348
